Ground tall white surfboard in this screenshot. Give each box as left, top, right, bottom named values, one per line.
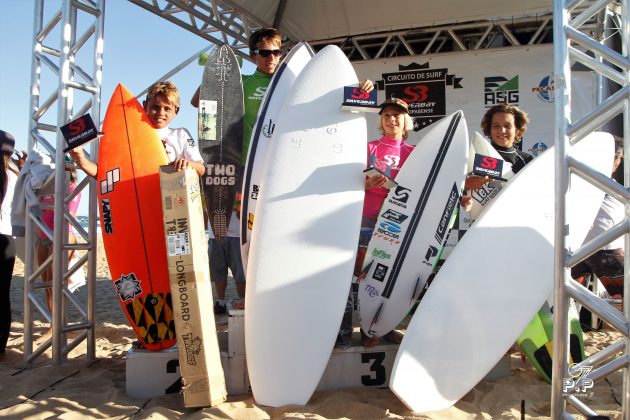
left=390, top=132, right=614, bottom=413
left=358, top=111, right=468, bottom=338
left=240, top=42, right=315, bottom=271
left=244, top=45, right=366, bottom=407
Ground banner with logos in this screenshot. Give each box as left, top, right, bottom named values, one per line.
left=354, top=44, right=596, bottom=157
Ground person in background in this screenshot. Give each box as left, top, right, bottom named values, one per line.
left=465, top=103, right=532, bottom=191
left=0, top=131, right=20, bottom=354
left=70, top=80, right=204, bottom=178
left=36, top=166, right=81, bottom=311
left=571, top=138, right=625, bottom=297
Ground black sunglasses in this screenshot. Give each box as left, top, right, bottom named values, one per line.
left=253, top=48, right=282, bottom=57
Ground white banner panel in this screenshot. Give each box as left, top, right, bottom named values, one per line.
left=353, top=44, right=596, bottom=157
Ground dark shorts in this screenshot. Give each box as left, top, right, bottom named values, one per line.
left=208, top=237, right=245, bottom=283
left=571, top=248, right=624, bottom=296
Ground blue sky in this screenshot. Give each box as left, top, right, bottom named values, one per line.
left=0, top=0, right=255, bottom=215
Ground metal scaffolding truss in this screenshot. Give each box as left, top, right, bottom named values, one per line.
left=127, top=0, right=265, bottom=61
left=552, top=0, right=629, bottom=417
left=23, top=0, right=103, bottom=366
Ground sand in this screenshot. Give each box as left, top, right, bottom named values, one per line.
left=0, top=235, right=624, bottom=419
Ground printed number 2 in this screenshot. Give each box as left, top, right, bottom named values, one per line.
left=361, top=352, right=386, bottom=386
left=165, top=359, right=182, bottom=394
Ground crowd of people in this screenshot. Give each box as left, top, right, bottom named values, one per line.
left=0, top=26, right=624, bottom=359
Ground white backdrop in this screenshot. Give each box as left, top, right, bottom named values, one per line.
left=353, top=44, right=595, bottom=156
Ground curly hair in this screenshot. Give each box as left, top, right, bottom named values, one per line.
left=480, top=104, right=529, bottom=143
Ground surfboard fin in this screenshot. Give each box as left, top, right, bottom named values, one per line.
left=410, top=275, right=423, bottom=305
left=369, top=301, right=384, bottom=331
left=356, top=260, right=374, bottom=284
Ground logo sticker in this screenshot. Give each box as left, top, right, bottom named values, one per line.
left=388, top=186, right=411, bottom=208
left=380, top=62, right=463, bottom=130
left=528, top=142, right=548, bottom=157
left=114, top=273, right=142, bottom=301
left=381, top=209, right=409, bottom=224
left=379, top=220, right=402, bottom=234
left=423, top=245, right=439, bottom=267
left=484, top=75, right=519, bottom=107
left=372, top=248, right=392, bottom=260
left=373, top=263, right=389, bottom=282
left=532, top=74, right=555, bottom=103
left=100, top=168, right=120, bottom=195
left=101, top=198, right=113, bottom=234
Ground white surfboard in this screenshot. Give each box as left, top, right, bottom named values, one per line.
left=240, top=42, right=315, bottom=271
left=390, top=132, right=614, bottom=413
left=244, top=45, right=366, bottom=407
left=467, top=132, right=516, bottom=220
left=358, top=111, right=468, bottom=338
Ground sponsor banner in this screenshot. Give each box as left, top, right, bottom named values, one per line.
left=354, top=44, right=595, bottom=154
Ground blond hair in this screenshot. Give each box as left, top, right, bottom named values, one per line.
left=377, top=112, right=415, bottom=140
left=146, top=80, right=180, bottom=108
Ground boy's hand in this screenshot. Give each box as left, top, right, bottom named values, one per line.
left=173, top=158, right=191, bottom=171
left=464, top=175, right=490, bottom=190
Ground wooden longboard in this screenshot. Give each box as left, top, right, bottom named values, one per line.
left=240, top=42, right=314, bottom=272
left=198, top=44, right=244, bottom=240
left=244, top=45, right=366, bottom=407
left=358, top=111, right=469, bottom=338
left=390, top=132, right=613, bottom=413
left=97, top=83, right=175, bottom=351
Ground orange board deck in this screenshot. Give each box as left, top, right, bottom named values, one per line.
left=97, top=83, right=176, bottom=351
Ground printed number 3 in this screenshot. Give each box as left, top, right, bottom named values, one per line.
left=361, top=352, right=386, bottom=386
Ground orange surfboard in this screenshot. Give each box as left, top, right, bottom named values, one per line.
left=97, top=83, right=176, bottom=351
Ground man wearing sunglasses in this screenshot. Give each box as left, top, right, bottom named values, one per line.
left=191, top=28, right=284, bottom=314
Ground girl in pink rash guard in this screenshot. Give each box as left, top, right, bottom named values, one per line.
left=337, top=97, right=415, bottom=349
left=37, top=169, right=82, bottom=311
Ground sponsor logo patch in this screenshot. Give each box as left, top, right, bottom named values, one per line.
left=114, top=273, right=142, bottom=301
left=484, top=75, right=519, bottom=107
left=380, top=209, right=408, bottom=224
left=373, top=263, right=389, bottom=282
left=100, top=168, right=120, bottom=195
left=101, top=198, right=113, bottom=234
left=532, top=74, right=555, bottom=103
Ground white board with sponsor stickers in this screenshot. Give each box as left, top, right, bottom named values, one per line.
left=357, top=111, right=468, bottom=339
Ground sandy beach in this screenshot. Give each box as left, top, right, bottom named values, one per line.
left=0, top=235, right=624, bottom=419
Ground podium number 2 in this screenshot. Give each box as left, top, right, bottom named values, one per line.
left=361, top=352, right=386, bottom=386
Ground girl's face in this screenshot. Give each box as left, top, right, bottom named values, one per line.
left=490, top=112, right=517, bottom=148
left=381, top=107, right=406, bottom=139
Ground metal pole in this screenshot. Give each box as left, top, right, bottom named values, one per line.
left=551, top=0, right=571, bottom=417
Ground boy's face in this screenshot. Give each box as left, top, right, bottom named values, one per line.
left=251, top=38, right=282, bottom=75
left=144, top=95, right=178, bottom=129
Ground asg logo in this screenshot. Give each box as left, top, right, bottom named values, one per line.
left=351, top=87, right=370, bottom=99
left=381, top=209, right=408, bottom=224
left=484, top=75, right=519, bottom=106
left=380, top=220, right=401, bottom=234
left=528, top=142, right=548, bottom=157
left=373, top=263, right=389, bottom=282
left=532, top=74, right=555, bottom=103
left=100, top=168, right=120, bottom=195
